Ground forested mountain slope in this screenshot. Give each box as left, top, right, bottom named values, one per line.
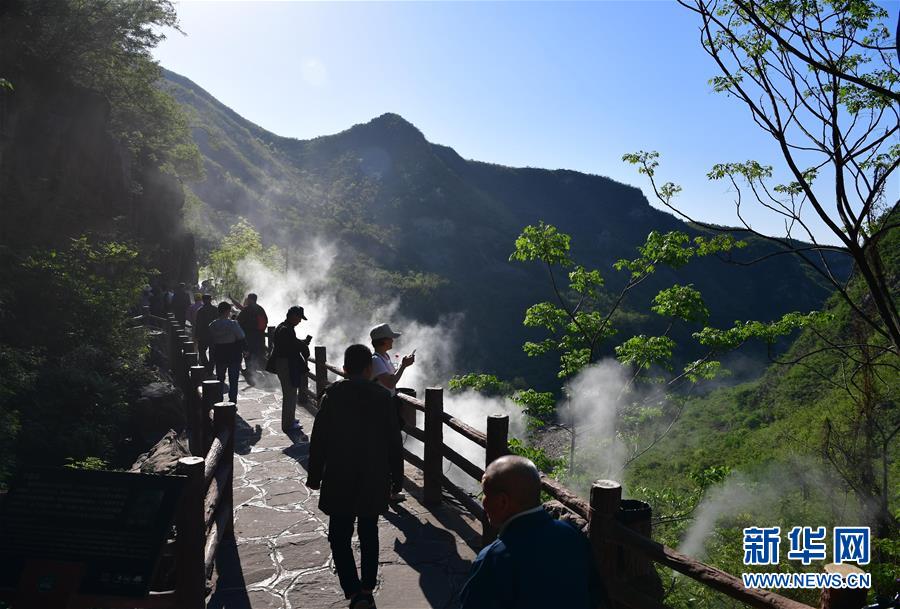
left=163, top=69, right=850, bottom=389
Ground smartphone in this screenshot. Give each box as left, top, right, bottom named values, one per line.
left=306, top=335, right=313, bottom=342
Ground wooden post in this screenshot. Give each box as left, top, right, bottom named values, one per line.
left=588, top=480, right=622, bottom=592
left=617, top=499, right=665, bottom=600
left=212, top=402, right=237, bottom=536
left=482, top=414, right=510, bottom=545
left=180, top=339, right=194, bottom=397
left=314, top=346, right=328, bottom=398
left=201, top=380, right=222, bottom=455
left=398, top=398, right=416, bottom=431
left=142, top=305, right=150, bottom=323
left=187, top=366, right=206, bottom=457
left=820, top=564, right=868, bottom=609
left=485, top=414, right=509, bottom=467
left=168, top=320, right=180, bottom=376
left=175, top=456, right=205, bottom=609
left=423, top=387, right=444, bottom=506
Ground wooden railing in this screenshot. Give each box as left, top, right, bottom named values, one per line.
left=305, top=345, right=866, bottom=609
left=141, top=310, right=236, bottom=609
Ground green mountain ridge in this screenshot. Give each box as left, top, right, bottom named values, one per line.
left=163, top=68, right=851, bottom=390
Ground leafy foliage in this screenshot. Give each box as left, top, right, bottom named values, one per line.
left=202, top=218, right=284, bottom=299
left=0, top=238, right=154, bottom=486
left=1, top=0, right=203, bottom=179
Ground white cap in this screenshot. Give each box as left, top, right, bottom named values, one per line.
left=370, top=323, right=401, bottom=341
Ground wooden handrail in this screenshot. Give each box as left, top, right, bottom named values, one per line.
left=204, top=426, right=231, bottom=487
left=442, top=412, right=487, bottom=447
left=397, top=392, right=425, bottom=412
left=402, top=449, right=486, bottom=523
left=205, top=461, right=233, bottom=531
left=402, top=423, right=426, bottom=443
left=138, top=317, right=237, bottom=608
left=607, top=521, right=812, bottom=609
left=298, top=343, right=831, bottom=609
left=442, top=443, right=485, bottom=481
left=204, top=496, right=232, bottom=580
left=540, top=475, right=590, bottom=521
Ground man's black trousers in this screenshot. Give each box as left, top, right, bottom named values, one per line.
left=327, top=515, right=378, bottom=597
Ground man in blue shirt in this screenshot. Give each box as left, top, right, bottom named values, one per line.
left=460, top=455, right=607, bottom=609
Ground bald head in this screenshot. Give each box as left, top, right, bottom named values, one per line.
left=483, top=455, right=542, bottom=512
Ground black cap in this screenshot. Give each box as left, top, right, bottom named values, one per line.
left=287, top=305, right=308, bottom=320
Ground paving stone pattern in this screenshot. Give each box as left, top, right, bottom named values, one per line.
left=208, top=376, right=481, bottom=609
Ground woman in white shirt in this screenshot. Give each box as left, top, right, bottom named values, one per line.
left=369, top=323, right=414, bottom=500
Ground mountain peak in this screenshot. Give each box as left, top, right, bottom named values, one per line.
left=349, top=112, right=427, bottom=143
left=367, top=112, right=421, bottom=131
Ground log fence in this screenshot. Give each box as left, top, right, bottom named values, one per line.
left=137, top=309, right=237, bottom=609
left=305, top=346, right=861, bottom=609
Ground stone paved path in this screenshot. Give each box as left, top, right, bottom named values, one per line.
left=208, top=376, right=481, bottom=609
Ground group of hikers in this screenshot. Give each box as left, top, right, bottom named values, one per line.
left=142, top=284, right=275, bottom=409
left=307, top=341, right=607, bottom=609
left=145, top=283, right=606, bottom=609
left=298, top=327, right=607, bottom=608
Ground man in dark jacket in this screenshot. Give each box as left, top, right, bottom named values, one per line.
left=268, top=305, right=309, bottom=433
left=236, top=293, right=267, bottom=375
left=306, top=344, right=400, bottom=609
left=193, top=294, right=217, bottom=371
left=459, top=455, right=607, bottom=609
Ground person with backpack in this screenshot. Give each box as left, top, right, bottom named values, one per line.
left=236, top=293, right=268, bottom=377
left=267, top=305, right=310, bottom=433
left=209, top=301, right=247, bottom=404
left=193, top=294, right=218, bottom=371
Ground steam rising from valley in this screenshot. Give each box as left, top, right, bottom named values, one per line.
left=229, top=244, right=853, bottom=553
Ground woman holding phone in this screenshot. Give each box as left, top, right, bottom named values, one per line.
left=369, top=323, right=415, bottom=501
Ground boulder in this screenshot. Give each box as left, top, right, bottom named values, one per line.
left=130, top=429, right=191, bottom=475
left=133, top=381, right=185, bottom=444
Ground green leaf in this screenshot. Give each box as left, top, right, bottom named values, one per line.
left=652, top=284, right=710, bottom=324
left=510, top=222, right=573, bottom=266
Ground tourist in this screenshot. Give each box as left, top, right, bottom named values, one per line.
left=459, top=455, right=606, bottom=609
left=187, top=292, right=203, bottom=327
left=306, top=344, right=400, bottom=609
left=171, top=282, right=191, bottom=325
left=194, top=294, right=217, bottom=371
left=370, top=323, right=414, bottom=501
left=149, top=283, right=165, bottom=316
left=267, top=305, right=309, bottom=433
left=208, top=301, right=247, bottom=404
left=236, top=293, right=268, bottom=376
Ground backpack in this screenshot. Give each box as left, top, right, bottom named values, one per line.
left=256, top=308, right=268, bottom=332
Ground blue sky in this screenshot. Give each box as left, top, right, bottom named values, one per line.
left=153, top=1, right=899, bottom=244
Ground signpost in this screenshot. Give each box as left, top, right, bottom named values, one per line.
left=0, top=467, right=184, bottom=607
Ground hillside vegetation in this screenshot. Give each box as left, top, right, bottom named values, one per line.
left=163, top=70, right=849, bottom=391
left=627, top=216, right=899, bottom=606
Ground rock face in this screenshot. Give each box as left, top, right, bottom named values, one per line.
left=130, top=429, right=191, bottom=475
left=133, top=383, right=186, bottom=445
left=0, top=76, right=195, bottom=282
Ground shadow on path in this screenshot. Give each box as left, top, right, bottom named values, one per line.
left=383, top=500, right=474, bottom=609
left=233, top=413, right=262, bottom=455
left=207, top=536, right=251, bottom=609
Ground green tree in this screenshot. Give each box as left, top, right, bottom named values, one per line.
left=202, top=218, right=284, bottom=300
left=0, top=237, right=154, bottom=483
left=0, top=0, right=203, bottom=180
left=624, top=0, right=900, bottom=539
left=457, top=223, right=747, bottom=477
left=630, top=0, right=899, bottom=356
